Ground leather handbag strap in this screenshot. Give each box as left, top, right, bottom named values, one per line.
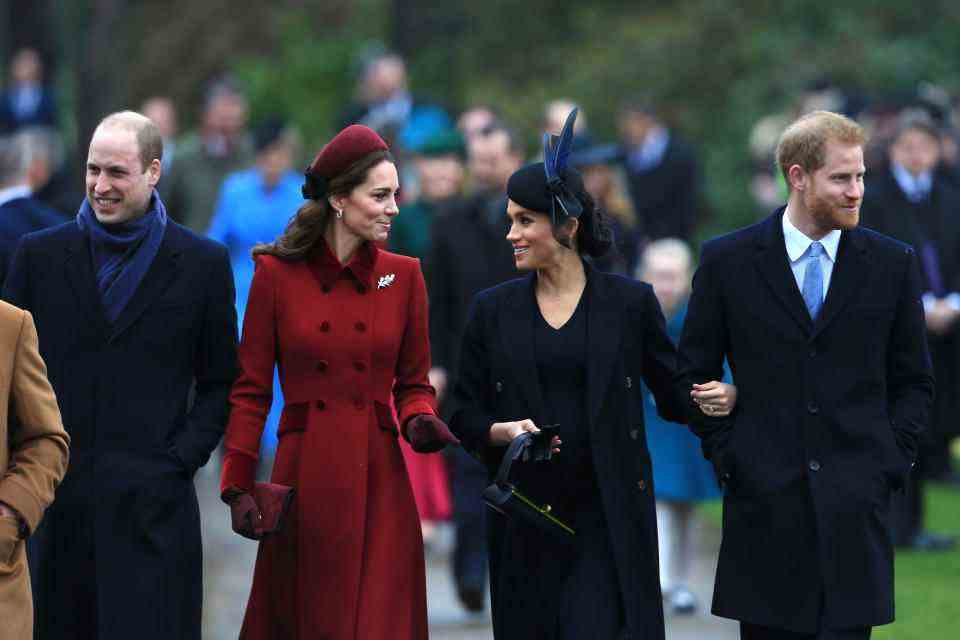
left=494, top=432, right=533, bottom=486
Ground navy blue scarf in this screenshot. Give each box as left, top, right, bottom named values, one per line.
left=77, top=191, right=168, bottom=324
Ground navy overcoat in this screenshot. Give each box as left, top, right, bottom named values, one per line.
left=450, top=263, right=685, bottom=640
left=678, top=209, right=934, bottom=632
left=3, top=219, right=237, bottom=639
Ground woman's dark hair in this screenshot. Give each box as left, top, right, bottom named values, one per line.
left=253, top=149, right=395, bottom=260
left=554, top=171, right=613, bottom=258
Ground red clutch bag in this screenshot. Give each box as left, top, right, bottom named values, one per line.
left=252, top=482, right=296, bottom=536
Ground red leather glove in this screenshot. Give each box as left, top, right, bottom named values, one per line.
left=228, top=493, right=264, bottom=540
left=404, top=414, right=460, bottom=453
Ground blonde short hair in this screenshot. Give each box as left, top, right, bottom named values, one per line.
left=637, top=237, right=692, bottom=280
left=775, top=110, right=865, bottom=189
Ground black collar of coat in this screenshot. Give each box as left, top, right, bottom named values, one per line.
left=64, top=219, right=183, bottom=342
left=753, top=207, right=868, bottom=338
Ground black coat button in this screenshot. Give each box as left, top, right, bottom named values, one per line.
left=809, top=460, right=821, bottom=472
left=809, top=348, right=817, bottom=358
left=319, top=321, right=330, bottom=332
left=316, top=400, right=326, bottom=410
left=356, top=283, right=367, bottom=294
left=316, top=360, right=328, bottom=372
left=321, top=284, right=331, bottom=293
left=354, top=398, right=365, bottom=410
left=807, top=401, right=819, bottom=415
left=355, top=322, right=366, bottom=332
left=354, top=361, right=367, bottom=372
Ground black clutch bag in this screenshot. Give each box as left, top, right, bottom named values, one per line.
left=482, top=432, right=575, bottom=538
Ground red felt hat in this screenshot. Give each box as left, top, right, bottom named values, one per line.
left=302, top=125, right=389, bottom=200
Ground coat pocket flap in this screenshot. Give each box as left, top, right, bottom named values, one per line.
left=374, top=401, right=399, bottom=434
left=278, top=402, right=309, bottom=436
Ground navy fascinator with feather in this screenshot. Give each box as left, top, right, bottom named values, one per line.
left=542, top=108, right=584, bottom=223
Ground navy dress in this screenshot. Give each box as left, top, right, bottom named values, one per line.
left=501, top=284, right=625, bottom=639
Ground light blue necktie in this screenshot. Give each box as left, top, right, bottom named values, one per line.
left=802, top=241, right=824, bottom=320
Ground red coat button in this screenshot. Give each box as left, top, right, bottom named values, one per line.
left=321, top=284, right=331, bottom=293
left=355, top=322, right=366, bottom=332
left=319, top=321, right=330, bottom=332
left=354, top=361, right=367, bottom=372
left=354, top=399, right=365, bottom=410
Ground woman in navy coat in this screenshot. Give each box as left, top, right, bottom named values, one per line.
left=449, top=113, right=736, bottom=640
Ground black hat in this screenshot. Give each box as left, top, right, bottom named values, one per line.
left=506, top=108, right=584, bottom=222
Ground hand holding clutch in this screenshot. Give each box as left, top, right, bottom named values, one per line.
left=405, top=414, right=460, bottom=453
left=229, top=492, right=264, bottom=540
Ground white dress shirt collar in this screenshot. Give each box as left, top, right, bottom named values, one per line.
left=782, top=208, right=841, bottom=263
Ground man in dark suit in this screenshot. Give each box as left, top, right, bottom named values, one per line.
left=0, top=130, right=64, bottom=286
left=618, top=100, right=701, bottom=243
left=0, top=49, right=57, bottom=134
left=679, top=110, right=934, bottom=639
left=3, top=111, right=237, bottom=640
left=862, top=111, right=960, bottom=550
left=427, top=121, right=522, bottom=611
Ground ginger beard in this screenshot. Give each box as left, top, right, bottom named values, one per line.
left=799, top=141, right=864, bottom=233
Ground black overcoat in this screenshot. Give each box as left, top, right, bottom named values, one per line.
left=2, top=220, right=237, bottom=639
left=678, top=209, right=934, bottom=632
left=450, top=264, right=685, bottom=640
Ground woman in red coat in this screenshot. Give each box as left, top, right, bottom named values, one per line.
left=220, top=124, right=458, bottom=640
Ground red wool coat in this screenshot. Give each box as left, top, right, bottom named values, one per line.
left=221, top=240, right=436, bottom=640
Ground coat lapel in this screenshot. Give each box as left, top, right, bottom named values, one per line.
left=499, top=273, right=549, bottom=424
left=63, top=227, right=110, bottom=338
left=585, top=264, right=623, bottom=430
left=754, top=210, right=813, bottom=334
left=109, top=225, right=181, bottom=343
left=811, top=228, right=868, bottom=338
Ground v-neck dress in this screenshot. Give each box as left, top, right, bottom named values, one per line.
left=498, top=281, right=625, bottom=639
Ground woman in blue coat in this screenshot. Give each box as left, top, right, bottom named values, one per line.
left=207, top=119, right=302, bottom=452
left=638, top=238, right=723, bottom=616
left=449, top=110, right=737, bottom=640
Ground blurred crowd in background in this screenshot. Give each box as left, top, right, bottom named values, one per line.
left=3, top=40, right=960, bottom=622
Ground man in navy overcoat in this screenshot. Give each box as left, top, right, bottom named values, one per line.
left=3, top=111, right=237, bottom=639
left=679, top=111, right=934, bottom=639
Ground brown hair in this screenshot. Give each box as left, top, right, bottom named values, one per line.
left=775, top=110, right=865, bottom=190
left=253, top=149, right=394, bottom=260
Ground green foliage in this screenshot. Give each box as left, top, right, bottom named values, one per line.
left=232, top=1, right=389, bottom=154
left=232, top=1, right=960, bottom=236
